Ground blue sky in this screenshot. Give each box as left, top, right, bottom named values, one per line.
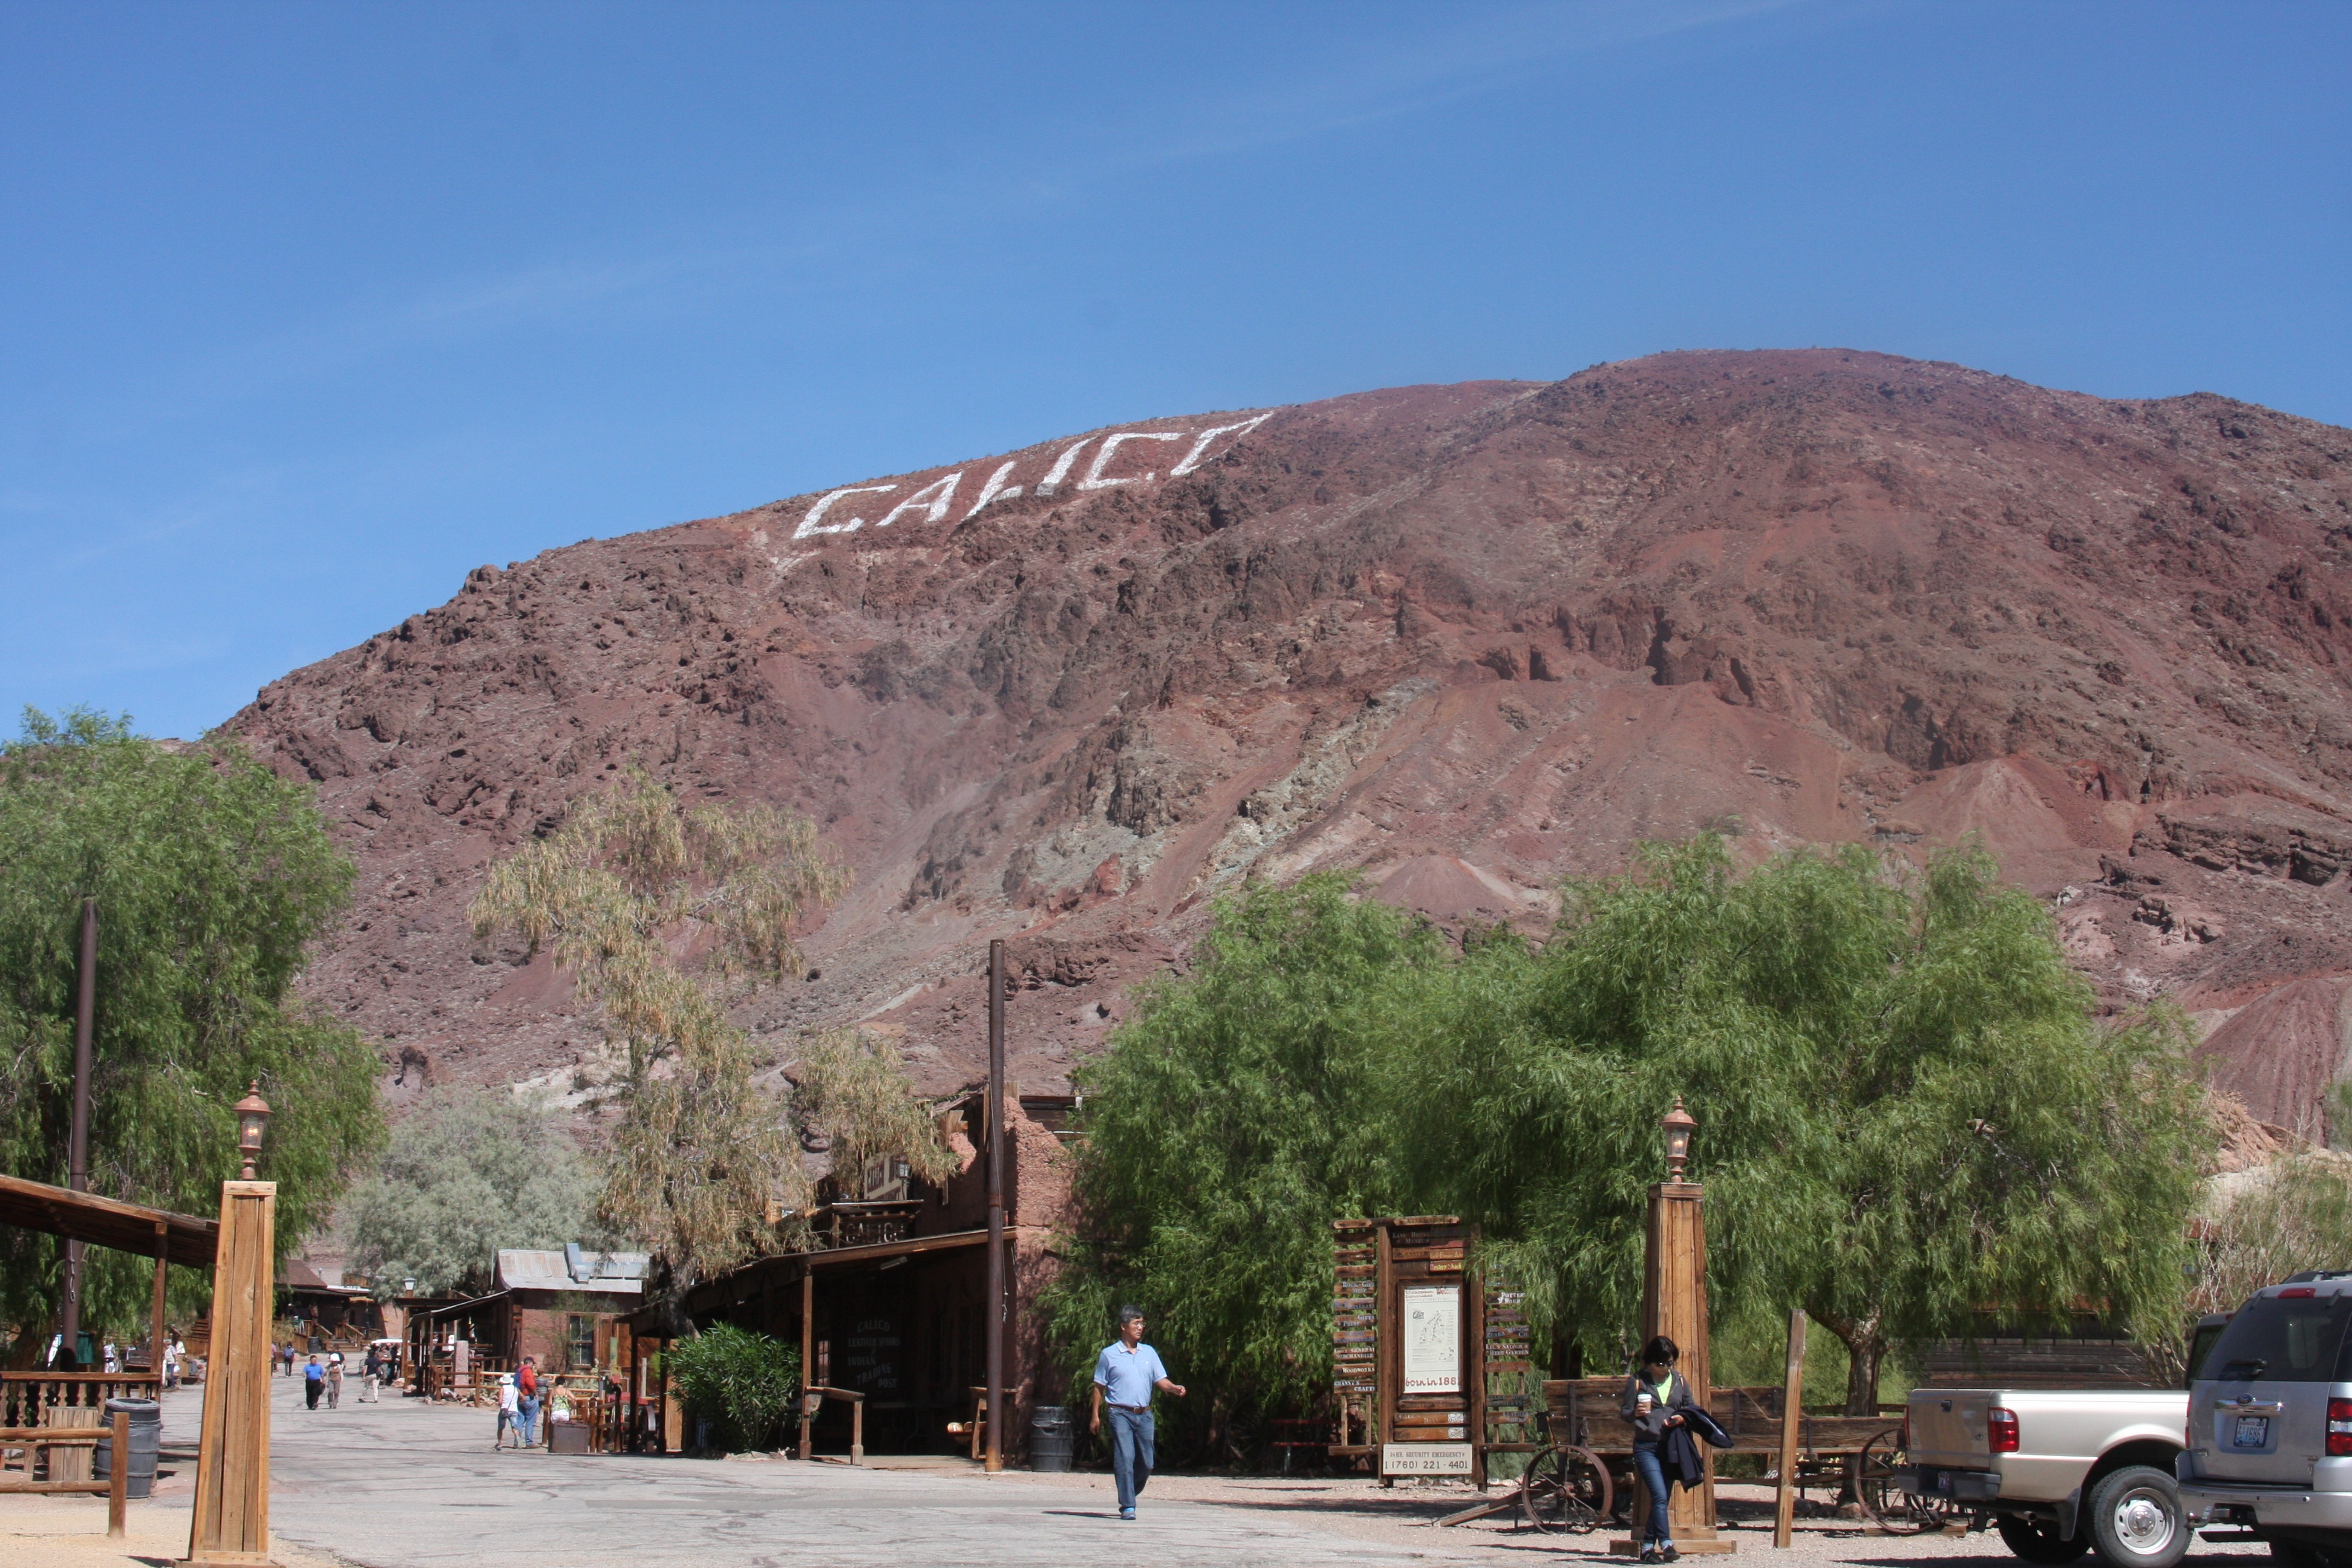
left=3, top=1, right=2346, bottom=740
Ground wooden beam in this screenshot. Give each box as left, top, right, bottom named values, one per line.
left=151, top=1221, right=169, bottom=1392
left=107, top=1410, right=128, bottom=1538
left=797, top=1269, right=814, bottom=1462
left=1774, top=1310, right=1806, bottom=1550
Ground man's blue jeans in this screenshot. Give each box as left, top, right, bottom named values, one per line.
left=1632, top=1445, right=1673, bottom=1547
left=1107, top=1407, right=1154, bottom=1512
left=518, top=1396, right=541, bottom=1446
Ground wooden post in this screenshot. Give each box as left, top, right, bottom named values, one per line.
left=1373, top=1220, right=1395, bottom=1485
left=984, top=938, right=1006, bottom=1474
left=184, top=1178, right=273, bottom=1568
left=151, top=1221, right=170, bottom=1387
left=106, top=1410, right=128, bottom=1538
left=1774, top=1310, right=1806, bottom=1549
left=60, top=897, right=97, bottom=1361
left=797, top=1269, right=814, bottom=1460
left=1467, top=1264, right=1488, bottom=1490
left=850, top=1394, right=864, bottom=1466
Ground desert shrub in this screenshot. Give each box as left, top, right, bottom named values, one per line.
left=664, top=1322, right=800, bottom=1452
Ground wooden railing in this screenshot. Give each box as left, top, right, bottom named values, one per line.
left=0, top=1411, right=132, bottom=1536
left=0, top=1373, right=161, bottom=1431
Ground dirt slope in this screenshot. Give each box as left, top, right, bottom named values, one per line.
left=230, top=350, right=2352, bottom=1132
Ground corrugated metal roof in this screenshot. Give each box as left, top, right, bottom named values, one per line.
left=493, top=1246, right=650, bottom=1295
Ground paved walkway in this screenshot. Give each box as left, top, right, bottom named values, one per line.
left=110, top=1375, right=2276, bottom=1568
left=162, top=1373, right=1486, bottom=1567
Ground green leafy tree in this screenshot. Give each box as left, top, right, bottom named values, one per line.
left=663, top=1321, right=800, bottom=1452
left=1400, top=838, right=2213, bottom=1409
left=0, top=708, right=384, bottom=1350
left=344, top=1086, right=603, bottom=1297
left=790, top=1028, right=955, bottom=1198
left=469, top=766, right=846, bottom=1308
left=1042, top=874, right=1440, bottom=1460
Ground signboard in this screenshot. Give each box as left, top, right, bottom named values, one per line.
left=1382, top=1442, right=1474, bottom=1476
left=1402, top=1284, right=1461, bottom=1393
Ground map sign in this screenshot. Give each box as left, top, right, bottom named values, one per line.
left=1401, top=1283, right=1460, bottom=1394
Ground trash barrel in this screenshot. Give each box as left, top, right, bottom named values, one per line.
left=1030, top=1406, right=1073, bottom=1472
left=93, top=1398, right=162, bottom=1499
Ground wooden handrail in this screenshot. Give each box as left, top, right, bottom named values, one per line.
left=0, top=1410, right=129, bottom=1533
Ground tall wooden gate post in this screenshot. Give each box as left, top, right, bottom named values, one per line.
left=184, top=1180, right=273, bottom=1568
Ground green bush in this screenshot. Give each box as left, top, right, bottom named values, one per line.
left=665, top=1323, right=800, bottom=1452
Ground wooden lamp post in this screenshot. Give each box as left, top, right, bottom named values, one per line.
left=184, top=1083, right=276, bottom=1568
left=1630, top=1096, right=1735, bottom=1556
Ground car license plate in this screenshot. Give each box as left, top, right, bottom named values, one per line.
left=2233, top=1415, right=2270, bottom=1449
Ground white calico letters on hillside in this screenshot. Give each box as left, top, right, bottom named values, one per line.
left=792, top=411, right=1275, bottom=541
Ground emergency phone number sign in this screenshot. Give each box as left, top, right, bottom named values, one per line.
left=1381, top=1442, right=1472, bottom=1475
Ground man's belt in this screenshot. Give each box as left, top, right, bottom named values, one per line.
left=1109, top=1402, right=1150, bottom=1411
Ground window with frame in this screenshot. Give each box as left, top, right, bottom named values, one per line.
left=567, top=1315, right=596, bottom=1372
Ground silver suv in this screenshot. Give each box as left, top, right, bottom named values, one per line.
left=2179, top=1273, right=2352, bottom=1568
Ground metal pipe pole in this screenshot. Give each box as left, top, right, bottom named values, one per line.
left=59, top=897, right=96, bottom=1361
left=984, top=938, right=1006, bottom=1473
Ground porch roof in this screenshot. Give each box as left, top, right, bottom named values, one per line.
left=0, top=1171, right=219, bottom=1267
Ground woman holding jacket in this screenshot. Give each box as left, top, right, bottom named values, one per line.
left=1621, top=1335, right=1695, bottom=1563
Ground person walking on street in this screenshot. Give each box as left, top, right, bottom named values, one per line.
left=303, top=1354, right=325, bottom=1411
left=517, top=1357, right=541, bottom=1447
left=494, top=1374, right=520, bottom=1451
left=358, top=1346, right=381, bottom=1403
left=325, top=1353, right=343, bottom=1410
left=1622, top=1335, right=1696, bottom=1563
left=1089, top=1306, right=1185, bottom=1521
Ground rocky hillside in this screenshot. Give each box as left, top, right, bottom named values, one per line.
left=232, top=350, right=2352, bottom=1134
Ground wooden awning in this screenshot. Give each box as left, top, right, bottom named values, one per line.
left=0, top=1172, right=219, bottom=1268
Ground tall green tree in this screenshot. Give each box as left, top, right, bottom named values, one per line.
left=1400, top=838, right=2213, bottom=1409
left=789, top=1028, right=955, bottom=1197
left=345, top=1086, right=604, bottom=1297
left=0, top=709, right=384, bottom=1350
left=1042, top=874, right=1440, bottom=1460
left=469, top=766, right=846, bottom=1308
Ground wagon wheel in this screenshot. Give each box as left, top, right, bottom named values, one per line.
left=1856, top=1426, right=1950, bottom=1535
left=1521, top=1444, right=1613, bottom=1534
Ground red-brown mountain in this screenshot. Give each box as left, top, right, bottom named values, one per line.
left=232, top=350, right=2352, bottom=1134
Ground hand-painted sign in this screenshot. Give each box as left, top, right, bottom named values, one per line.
left=792, top=411, right=1275, bottom=541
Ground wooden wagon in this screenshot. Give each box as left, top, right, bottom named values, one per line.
left=1511, top=1376, right=1941, bottom=1536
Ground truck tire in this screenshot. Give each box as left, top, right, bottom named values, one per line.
left=2000, top=1515, right=2091, bottom=1564
left=2085, top=1466, right=2189, bottom=1568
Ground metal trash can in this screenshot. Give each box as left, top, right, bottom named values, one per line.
left=1030, top=1406, right=1073, bottom=1472
left=93, top=1398, right=162, bottom=1499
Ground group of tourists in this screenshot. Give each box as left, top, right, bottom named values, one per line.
left=494, top=1356, right=544, bottom=1451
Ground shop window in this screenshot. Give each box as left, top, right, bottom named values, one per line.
left=567, top=1315, right=596, bottom=1371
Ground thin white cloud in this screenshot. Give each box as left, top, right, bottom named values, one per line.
left=1137, top=0, right=1813, bottom=165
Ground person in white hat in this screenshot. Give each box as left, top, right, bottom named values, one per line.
left=494, top=1373, right=520, bottom=1451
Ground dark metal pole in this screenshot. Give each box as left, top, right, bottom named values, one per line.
left=59, top=897, right=96, bottom=1362
left=984, top=938, right=1006, bottom=1473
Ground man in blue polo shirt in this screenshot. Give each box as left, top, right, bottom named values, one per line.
left=1090, top=1305, right=1185, bottom=1520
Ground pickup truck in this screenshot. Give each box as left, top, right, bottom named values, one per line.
left=1900, top=1387, right=2193, bottom=1567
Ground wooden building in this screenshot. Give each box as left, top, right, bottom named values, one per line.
left=666, top=1091, right=1074, bottom=1460
left=279, top=1259, right=381, bottom=1346
left=418, top=1246, right=648, bottom=1383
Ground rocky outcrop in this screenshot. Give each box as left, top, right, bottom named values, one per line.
left=230, top=350, right=2352, bottom=1132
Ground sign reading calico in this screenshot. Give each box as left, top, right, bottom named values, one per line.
left=791, top=411, right=1276, bottom=541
